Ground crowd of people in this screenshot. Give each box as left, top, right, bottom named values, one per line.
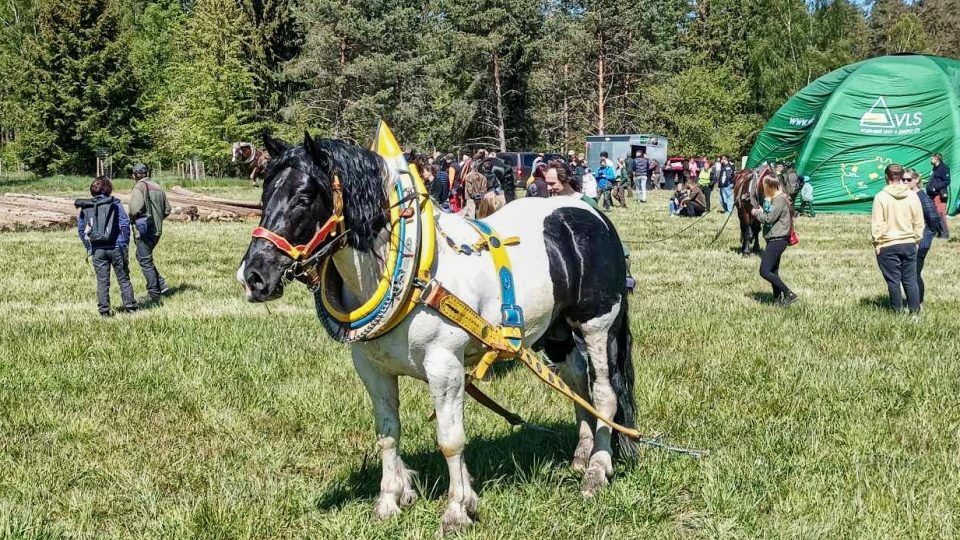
left=415, top=148, right=670, bottom=216
left=78, top=146, right=950, bottom=317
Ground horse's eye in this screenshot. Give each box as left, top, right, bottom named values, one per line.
left=296, top=195, right=312, bottom=207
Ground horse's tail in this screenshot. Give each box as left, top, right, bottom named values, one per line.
left=610, top=296, right=638, bottom=458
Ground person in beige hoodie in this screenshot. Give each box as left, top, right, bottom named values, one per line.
left=871, top=163, right=924, bottom=313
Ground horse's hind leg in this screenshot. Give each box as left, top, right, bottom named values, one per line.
left=546, top=331, right=596, bottom=473
left=424, top=347, right=478, bottom=534
left=353, top=350, right=418, bottom=520
left=573, top=301, right=623, bottom=497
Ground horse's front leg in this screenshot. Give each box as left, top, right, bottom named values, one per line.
left=353, top=350, right=418, bottom=520
left=425, top=347, right=478, bottom=534
left=751, top=221, right=762, bottom=254
left=739, top=219, right=750, bottom=256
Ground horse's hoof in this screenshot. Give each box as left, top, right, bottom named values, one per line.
left=440, top=501, right=476, bottom=535
left=581, top=466, right=610, bottom=498
left=399, top=487, right=419, bottom=509
left=372, top=495, right=402, bottom=521
left=571, top=442, right=592, bottom=474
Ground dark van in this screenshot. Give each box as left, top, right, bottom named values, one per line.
left=499, top=152, right=564, bottom=183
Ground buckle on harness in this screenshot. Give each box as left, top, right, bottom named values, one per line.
left=500, top=304, right=524, bottom=329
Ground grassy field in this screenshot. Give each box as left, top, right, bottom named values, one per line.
left=2, top=182, right=960, bottom=539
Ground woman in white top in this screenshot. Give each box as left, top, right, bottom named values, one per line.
left=581, top=167, right=598, bottom=201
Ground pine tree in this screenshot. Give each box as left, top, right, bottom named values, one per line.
left=426, top=0, right=542, bottom=151
left=0, top=0, right=33, bottom=166
left=239, top=0, right=302, bottom=126
left=284, top=0, right=432, bottom=147
left=744, top=0, right=817, bottom=118
left=129, top=0, right=186, bottom=163
left=868, top=0, right=914, bottom=54
left=16, top=0, right=140, bottom=175
left=810, top=0, right=869, bottom=71
left=918, top=0, right=960, bottom=57
left=153, top=0, right=259, bottom=173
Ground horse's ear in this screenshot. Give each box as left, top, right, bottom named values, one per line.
left=304, top=131, right=332, bottom=175
left=262, top=132, right=289, bottom=157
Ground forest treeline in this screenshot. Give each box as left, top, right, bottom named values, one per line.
left=0, top=0, right=955, bottom=176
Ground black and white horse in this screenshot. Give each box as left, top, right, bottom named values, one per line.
left=237, top=133, right=637, bottom=533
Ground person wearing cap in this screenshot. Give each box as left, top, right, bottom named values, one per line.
left=128, top=163, right=172, bottom=302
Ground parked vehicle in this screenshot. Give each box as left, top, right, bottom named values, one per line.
left=499, top=152, right=564, bottom=182
left=584, top=134, right=669, bottom=175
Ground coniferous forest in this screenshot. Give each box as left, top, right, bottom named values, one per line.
left=0, top=0, right=955, bottom=176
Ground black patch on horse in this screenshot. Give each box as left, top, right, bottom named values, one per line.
left=542, top=207, right=625, bottom=322
left=541, top=205, right=637, bottom=456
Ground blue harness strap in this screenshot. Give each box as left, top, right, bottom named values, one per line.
left=465, top=219, right=524, bottom=350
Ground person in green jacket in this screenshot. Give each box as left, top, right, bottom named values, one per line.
left=751, top=175, right=797, bottom=307
left=128, top=163, right=172, bottom=301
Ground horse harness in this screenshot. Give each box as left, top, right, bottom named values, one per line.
left=250, top=123, right=675, bottom=450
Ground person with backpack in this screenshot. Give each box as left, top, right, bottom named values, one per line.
left=525, top=162, right=549, bottom=198
left=75, top=177, right=137, bottom=317
left=128, top=163, right=171, bottom=302
left=751, top=175, right=798, bottom=307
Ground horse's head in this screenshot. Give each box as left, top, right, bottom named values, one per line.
left=237, top=132, right=389, bottom=302
left=232, top=142, right=252, bottom=164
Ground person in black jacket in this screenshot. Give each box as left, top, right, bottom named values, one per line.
left=927, top=153, right=950, bottom=239
left=76, top=177, right=137, bottom=317
left=908, top=169, right=943, bottom=304
left=477, top=150, right=516, bottom=203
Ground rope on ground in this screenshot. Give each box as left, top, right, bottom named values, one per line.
left=621, top=211, right=713, bottom=245
left=707, top=207, right=736, bottom=247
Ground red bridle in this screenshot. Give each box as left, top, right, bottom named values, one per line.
left=251, top=176, right=344, bottom=261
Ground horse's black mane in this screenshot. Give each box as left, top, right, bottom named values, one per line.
left=266, top=138, right=389, bottom=253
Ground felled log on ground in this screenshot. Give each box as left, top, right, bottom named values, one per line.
left=171, top=186, right=262, bottom=209
left=0, top=202, right=76, bottom=231
left=0, top=189, right=261, bottom=232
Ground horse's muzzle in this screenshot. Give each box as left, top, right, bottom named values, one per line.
left=237, top=260, right=284, bottom=302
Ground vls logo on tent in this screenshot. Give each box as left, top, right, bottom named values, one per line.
left=859, top=97, right=923, bottom=135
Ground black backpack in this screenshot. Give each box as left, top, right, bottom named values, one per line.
left=75, top=197, right=117, bottom=244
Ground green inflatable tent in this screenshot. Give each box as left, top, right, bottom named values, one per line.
left=747, top=54, right=960, bottom=214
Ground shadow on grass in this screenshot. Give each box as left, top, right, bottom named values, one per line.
left=859, top=295, right=893, bottom=310
left=136, top=282, right=201, bottom=311
left=315, top=420, right=578, bottom=511
left=727, top=246, right=763, bottom=257
left=748, top=291, right=778, bottom=305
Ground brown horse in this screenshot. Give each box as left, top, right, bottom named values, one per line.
left=232, top=141, right=274, bottom=186
left=732, top=164, right=774, bottom=256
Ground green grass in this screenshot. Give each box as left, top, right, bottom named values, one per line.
left=2, top=186, right=960, bottom=539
